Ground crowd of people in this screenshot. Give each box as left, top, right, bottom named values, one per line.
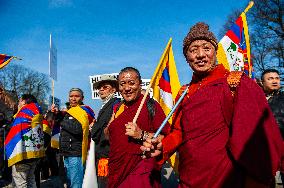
left=0, top=22, right=283, bottom=188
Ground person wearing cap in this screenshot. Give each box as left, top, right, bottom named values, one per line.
left=90, top=75, right=120, bottom=188
left=51, top=88, right=95, bottom=188
left=141, top=22, right=283, bottom=188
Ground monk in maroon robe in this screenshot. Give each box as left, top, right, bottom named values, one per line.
left=106, top=67, right=170, bottom=188
left=141, top=22, right=283, bottom=188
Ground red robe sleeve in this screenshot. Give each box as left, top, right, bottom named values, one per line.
left=229, top=75, right=283, bottom=185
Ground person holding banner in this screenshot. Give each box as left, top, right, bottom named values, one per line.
left=91, top=75, right=120, bottom=188
left=106, top=67, right=170, bottom=188
left=141, top=22, right=283, bottom=188
left=51, top=88, right=95, bottom=188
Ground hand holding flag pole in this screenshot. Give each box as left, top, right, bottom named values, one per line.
left=141, top=86, right=188, bottom=157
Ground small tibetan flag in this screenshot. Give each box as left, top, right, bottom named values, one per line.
left=0, top=54, right=14, bottom=69
left=0, top=54, right=22, bottom=69
left=217, top=1, right=254, bottom=78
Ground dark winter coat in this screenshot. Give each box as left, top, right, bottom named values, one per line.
left=91, top=97, right=119, bottom=159
left=59, top=113, right=83, bottom=157
left=268, top=90, right=284, bottom=139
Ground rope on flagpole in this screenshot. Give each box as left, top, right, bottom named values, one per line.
left=132, top=38, right=173, bottom=124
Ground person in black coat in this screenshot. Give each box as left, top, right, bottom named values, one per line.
left=91, top=75, right=119, bottom=188
left=262, top=69, right=284, bottom=137
left=261, top=69, right=284, bottom=186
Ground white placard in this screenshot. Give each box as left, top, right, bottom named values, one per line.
left=49, top=34, right=57, bottom=81
left=89, top=73, right=152, bottom=99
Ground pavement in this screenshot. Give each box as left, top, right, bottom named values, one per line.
left=0, top=176, right=283, bottom=188
left=0, top=176, right=66, bottom=188
left=39, top=176, right=66, bottom=188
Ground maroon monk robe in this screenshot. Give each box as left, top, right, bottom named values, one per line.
left=108, top=94, right=170, bottom=188
left=161, top=65, right=282, bottom=188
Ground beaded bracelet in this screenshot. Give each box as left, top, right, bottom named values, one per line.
left=138, top=130, right=145, bottom=142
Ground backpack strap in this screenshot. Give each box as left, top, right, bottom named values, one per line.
left=146, top=98, right=156, bottom=121
left=227, top=71, right=243, bottom=96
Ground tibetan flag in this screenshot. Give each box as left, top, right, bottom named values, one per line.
left=43, top=119, right=52, bottom=136
left=42, top=118, right=60, bottom=149
left=217, top=2, right=254, bottom=78
left=0, top=54, right=14, bottom=69
left=4, top=103, right=45, bottom=167
left=150, top=38, right=180, bottom=176
left=151, top=38, right=180, bottom=124
left=50, top=123, right=60, bottom=149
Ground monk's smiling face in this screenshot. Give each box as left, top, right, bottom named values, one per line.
left=118, top=70, right=141, bottom=102
left=186, top=40, right=216, bottom=75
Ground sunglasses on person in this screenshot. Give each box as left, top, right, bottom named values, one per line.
left=98, top=85, right=112, bottom=90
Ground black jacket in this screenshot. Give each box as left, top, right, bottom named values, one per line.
left=268, top=90, right=284, bottom=139
left=59, top=113, right=83, bottom=157
left=91, top=97, right=119, bottom=159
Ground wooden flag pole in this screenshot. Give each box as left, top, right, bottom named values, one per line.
left=132, top=38, right=172, bottom=124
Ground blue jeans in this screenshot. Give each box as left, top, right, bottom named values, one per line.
left=64, top=156, right=85, bottom=188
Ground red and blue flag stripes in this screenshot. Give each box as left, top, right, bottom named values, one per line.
left=5, top=103, right=42, bottom=157
left=81, top=105, right=95, bottom=124
left=217, top=10, right=254, bottom=78
left=0, top=54, right=14, bottom=69
left=4, top=103, right=45, bottom=166
left=159, top=62, right=172, bottom=94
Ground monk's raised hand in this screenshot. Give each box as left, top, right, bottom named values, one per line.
left=125, top=122, right=142, bottom=139
left=50, top=104, right=58, bottom=112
